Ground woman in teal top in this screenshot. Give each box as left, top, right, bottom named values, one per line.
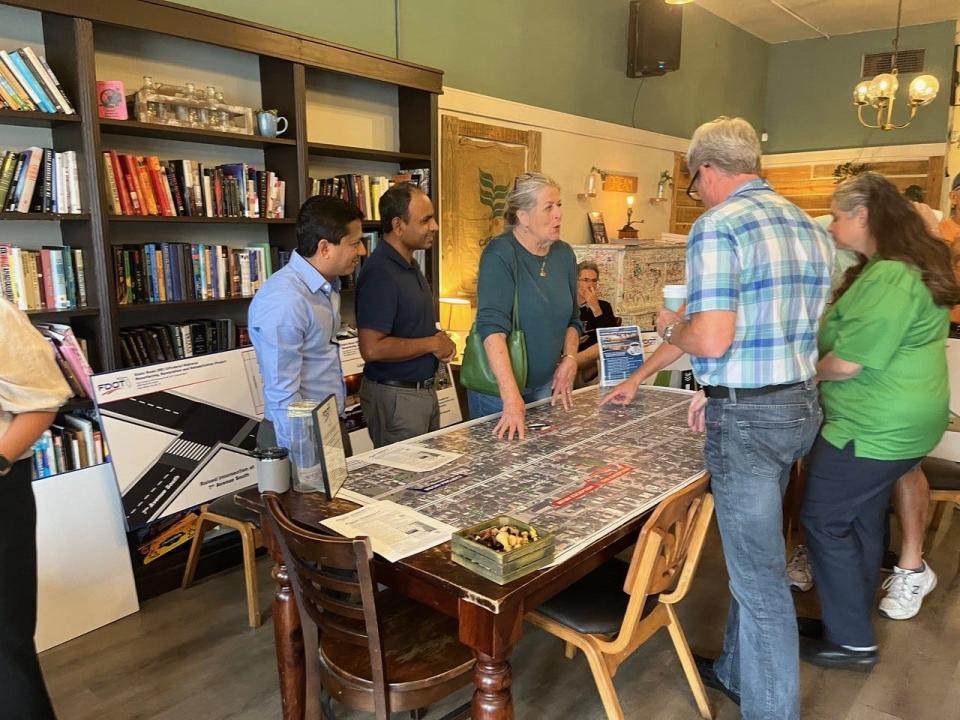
left=470, top=172, right=582, bottom=439
left=799, top=173, right=960, bottom=670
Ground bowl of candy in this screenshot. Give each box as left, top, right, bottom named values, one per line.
left=451, top=516, right=555, bottom=585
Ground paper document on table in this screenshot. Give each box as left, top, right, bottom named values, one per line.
left=366, top=443, right=460, bottom=472
left=320, top=500, right=456, bottom=562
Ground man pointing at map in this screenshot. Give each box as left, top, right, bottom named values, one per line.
left=602, top=117, right=832, bottom=720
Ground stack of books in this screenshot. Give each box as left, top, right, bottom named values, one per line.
left=120, top=318, right=246, bottom=367
left=0, top=148, right=82, bottom=214
left=0, top=47, right=74, bottom=115
left=31, top=409, right=107, bottom=480
left=0, top=244, right=87, bottom=310
left=112, top=242, right=272, bottom=304
left=102, top=152, right=285, bottom=219
left=34, top=322, right=94, bottom=400
left=308, top=168, right=430, bottom=222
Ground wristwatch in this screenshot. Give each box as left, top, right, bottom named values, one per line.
left=663, top=321, right=681, bottom=345
left=0, top=454, right=11, bottom=477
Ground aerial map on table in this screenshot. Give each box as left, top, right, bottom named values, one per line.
left=341, top=386, right=706, bottom=564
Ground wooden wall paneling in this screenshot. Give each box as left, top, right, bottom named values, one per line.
left=8, top=0, right=443, bottom=92
left=669, top=151, right=703, bottom=234
left=260, top=57, right=307, bottom=251
left=43, top=13, right=116, bottom=370
left=926, top=155, right=945, bottom=210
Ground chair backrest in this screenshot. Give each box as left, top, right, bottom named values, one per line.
left=264, top=494, right=390, bottom=717
left=621, top=474, right=713, bottom=626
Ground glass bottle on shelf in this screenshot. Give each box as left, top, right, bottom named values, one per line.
left=214, top=90, right=230, bottom=131
left=199, top=85, right=217, bottom=130
left=185, top=81, right=201, bottom=127
left=142, top=75, right=159, bottom=120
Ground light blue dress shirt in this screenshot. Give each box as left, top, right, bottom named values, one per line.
left=248, top=250, right=345, bottom=450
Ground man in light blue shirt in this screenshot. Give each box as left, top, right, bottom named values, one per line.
left=249, top=195, right=366, bottom=450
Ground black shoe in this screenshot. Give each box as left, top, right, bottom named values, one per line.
left=693, top=654, right=741, bottom=706
left=799, top=637, right=878, bottom=671
left=797, top=616, right=824, bottom=640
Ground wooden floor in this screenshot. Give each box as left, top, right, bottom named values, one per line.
left=41, top=517, right=960, bottom=720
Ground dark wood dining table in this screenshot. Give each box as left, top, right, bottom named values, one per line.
left=235, top=484, right=681, bottom=720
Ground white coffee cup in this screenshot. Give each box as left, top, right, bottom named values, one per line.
left=663, top=284, right=687, bottom=311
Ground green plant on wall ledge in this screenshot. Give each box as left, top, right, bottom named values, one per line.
left=833, top=162, right=872, bottom=184
left=478, top=169, right=509, bottom=247
left=659, top=170, right=674, bottom=187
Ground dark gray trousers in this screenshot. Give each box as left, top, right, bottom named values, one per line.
left=358, top=377, right=439, bottom=448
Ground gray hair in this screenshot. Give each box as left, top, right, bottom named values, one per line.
left=832, top=171, right=885, bottom=215
left=504, top=172, right=561, bottom=226
left=577, top=260, right=600, bottom=277
left=686, top=116, right=761, bottom=176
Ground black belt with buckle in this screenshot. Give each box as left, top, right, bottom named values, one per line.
left=376, top=378, right=435, bottom=390
left=703, top=382, right=803, bottom=399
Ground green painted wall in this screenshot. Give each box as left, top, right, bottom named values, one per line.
left=172, top=0, right=768, bottom=139
left=763, top=22, right=955, bottom=154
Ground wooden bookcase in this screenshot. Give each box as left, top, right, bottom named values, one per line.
left=0, top=0, right=442, bottom=597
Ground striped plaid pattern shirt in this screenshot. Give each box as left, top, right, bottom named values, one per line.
left=685, top=179, right=833, bottom=388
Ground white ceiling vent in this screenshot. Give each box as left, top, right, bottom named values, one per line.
left=862, top=49, right=925, bottom=78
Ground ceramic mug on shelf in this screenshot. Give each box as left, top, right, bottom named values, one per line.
left=256, top=109, right=288, bottom=138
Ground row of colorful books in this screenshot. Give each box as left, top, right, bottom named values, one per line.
left=102, top=152, right=286, bottom=219
left=0, top=244, right=87, bottom=311
left=31, top=410, right=106, bottom=481
left=0, top=148, right=82, bottom=214
left=35, top=322, right=94, bottom=400
left=308, top=169, right=430, bottom=222
left=112, top=242, right=272, bottom=305
left=120, top=319, right=250, bottom=368
left=0, top=46, right=74, bottom=114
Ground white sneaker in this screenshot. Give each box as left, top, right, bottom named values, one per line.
left=878, top=561, right=937, bottom=620
left=787, top=545, right=813, bottom=592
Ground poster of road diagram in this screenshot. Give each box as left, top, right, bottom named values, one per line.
left=340, top=386, right=706, bottom=565
left=93, top=349, right=263, bottom=528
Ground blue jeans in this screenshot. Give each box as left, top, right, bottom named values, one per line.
left=705, top=382, right=821, bottom=720
left=467, top=382, right=553, bottom=419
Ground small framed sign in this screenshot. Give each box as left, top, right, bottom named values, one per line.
left=311, top=394, right=348, bottom=500
left=588, top=212, right=608, bottom=244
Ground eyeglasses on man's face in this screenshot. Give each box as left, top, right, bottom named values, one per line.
left=686, top=167, right=702, bottom=202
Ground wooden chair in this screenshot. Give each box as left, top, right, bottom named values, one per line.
left=921, top=456, right=960, bottom=550
left=263, top=493, right=474, bottom=720
left=526, top=474, right=715, bottom=720
left=181, top=489, right=265, bottom=628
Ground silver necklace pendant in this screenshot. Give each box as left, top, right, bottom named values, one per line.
left=539, top=260, right=547, bottom=277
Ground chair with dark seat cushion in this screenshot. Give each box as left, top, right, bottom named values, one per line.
left=263, top=493, right=473, bottom=720
left=920, top=456, right=960, bottom=549
left=181, top=485, right=265, bottom=628
left=526, top=473, right=714, bottom=720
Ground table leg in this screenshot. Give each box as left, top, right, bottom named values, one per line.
left=472, top=651, right=513, bottom=719
left=264, top=517, right=305, bottom=720
left=459, top=599, right=523, bottom=720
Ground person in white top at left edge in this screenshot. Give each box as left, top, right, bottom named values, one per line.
left=0, top=297, right=72, bottom=719
left=248, top=195, right=366, bottom=450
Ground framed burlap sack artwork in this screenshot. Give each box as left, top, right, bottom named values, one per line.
left=440, top=116, right=541, bottom=300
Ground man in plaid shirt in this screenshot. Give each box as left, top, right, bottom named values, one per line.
left=603, top=117, right=832, bottom=720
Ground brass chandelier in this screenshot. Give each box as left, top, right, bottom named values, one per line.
left=852, top=0, right=939, bottom=131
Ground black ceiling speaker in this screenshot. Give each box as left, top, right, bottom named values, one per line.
left=627, top=0, right=683, bottom=78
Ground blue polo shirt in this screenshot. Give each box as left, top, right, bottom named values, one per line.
left=356, top=240, right=438, bottom=382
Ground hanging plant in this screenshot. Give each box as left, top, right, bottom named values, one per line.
left=833, top=162, right=872, bottom=184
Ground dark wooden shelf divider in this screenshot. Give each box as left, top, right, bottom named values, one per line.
left=108, top=215, right=295, bottom=224
left=26, top=306, right=100, bottom=318
left=117, top=297, right=253, bottom=312
left=0, top=108, right=81, bottom=127
left=0, top=212, right=90, bottom=220
left=307, top=142, right=431, bottom=164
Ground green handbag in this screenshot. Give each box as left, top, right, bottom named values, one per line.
left=460, top=254, right=527, bottom=396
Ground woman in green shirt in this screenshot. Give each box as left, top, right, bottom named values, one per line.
left=469, top=172, right=582, bottom=439
left=799, top=172, right=960, bottom=670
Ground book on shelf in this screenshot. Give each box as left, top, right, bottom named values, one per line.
left=34, top=321, right=94, bottom=398
left=0, top=243, right=87, bottom=310
left=31, top=408, right=107, bottom=480
left=103, top=151, right=285, bottom=219
left=0, top=147, right=80, bottom=214
left=308, top=168, right=431, bottom=222
left=112, top=241, right=271, bottom=305
left=120, top=318, right=244, bottom=367
left=0, top=46, right=74, bottom=115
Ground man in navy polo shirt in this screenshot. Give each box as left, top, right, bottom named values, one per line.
left=356, top=183, right=456, bottom=447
